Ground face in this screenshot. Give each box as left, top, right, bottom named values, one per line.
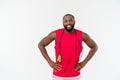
left=63, top=16, right=75, bottom=32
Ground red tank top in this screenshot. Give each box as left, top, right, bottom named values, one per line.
left=53, top=28, right=83, bottom=77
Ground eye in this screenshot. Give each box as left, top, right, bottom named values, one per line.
left=69, top=19, right=74, bottom=22
left=64, top=20, right=67, bottom=23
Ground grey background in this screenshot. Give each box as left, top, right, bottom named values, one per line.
left=0, top=0, right=120, bottom=80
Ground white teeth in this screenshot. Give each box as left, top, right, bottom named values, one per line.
left=67, top=25, right=71, bottom=27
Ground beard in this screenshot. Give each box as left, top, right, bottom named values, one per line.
left=63, top=24, right=75, bottom=32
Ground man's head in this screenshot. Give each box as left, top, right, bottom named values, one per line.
left=63, top=14, right=75, bottom=32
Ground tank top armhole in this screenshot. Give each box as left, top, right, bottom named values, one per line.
left=54, top=28, right=64, bottom=45
left=75, top=29, right=83, bottom=48
left=54, top=30, right=57, bottom=45
left=80, top=31, right=83, bottom=48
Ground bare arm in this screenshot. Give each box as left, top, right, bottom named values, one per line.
left=38, top=31, right=61, bottom=71
left=75, top=32, right=98, bottom=70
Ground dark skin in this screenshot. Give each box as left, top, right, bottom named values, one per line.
left=38, top=15, right=98, bottom=72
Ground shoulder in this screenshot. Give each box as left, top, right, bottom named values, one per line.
left=75, top=28, right=90, bottom=41
left=75, top=29, right=83, bottom=35
left=54, top=28, right=64, bottom=36
left=47, top=28, right=64, bottom=39
left=75, top=29, right=82, bottom=32
left=82, top=32, right=91, bottom=41
left=54, top=28, right=64, bottom=33
left=46, top=31, right=56, bottom=40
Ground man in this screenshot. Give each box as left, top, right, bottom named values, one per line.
left=38, top=14, right=98, bottom=80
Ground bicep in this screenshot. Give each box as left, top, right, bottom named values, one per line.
left=82, top=32, right=96, bottom=48
left=40, top=31, right=56, bottom=46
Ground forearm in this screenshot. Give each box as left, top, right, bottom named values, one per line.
left=38, top=43, right=52, bottom=64
left=83, top=46, right=98, bottom=64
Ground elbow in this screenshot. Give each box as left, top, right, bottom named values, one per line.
left=38, top=41, right=42, bottom=49
left=91, top=44, right=98, bottom=53
left=38, top=40, right=46, bottom=50
left=94, top=44, right=98, bottom=52
left=38, top=42, right=40, bottom=49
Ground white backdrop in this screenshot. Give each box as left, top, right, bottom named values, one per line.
left=0, top=0, right=120, bottom=80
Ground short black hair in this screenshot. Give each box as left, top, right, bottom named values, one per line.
left=63, top=14, right=75, bottom=20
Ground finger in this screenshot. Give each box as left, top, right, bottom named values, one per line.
left=75, top=65, right=81, bottom=71
left=56, top=64, right=62, bottom=69
left=56, top=64, right=62, bottom=67
left=55, top=66, right=62, bottom=71
left=75, top=67, right=79, bottom=71
left=54, top=65, right=62, bottom=71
